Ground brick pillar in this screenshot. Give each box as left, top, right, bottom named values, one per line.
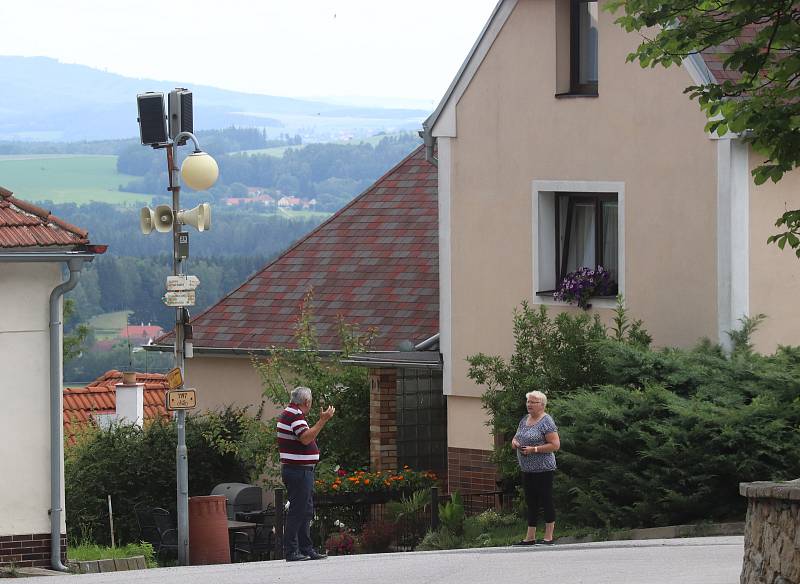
left=369, top=368, right=398, bottom=472
left=447, top=447, right=498, bottom=494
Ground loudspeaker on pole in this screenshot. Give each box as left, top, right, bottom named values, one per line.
left=140, top=207, right=156, bottom=235
left=154, top=204, right=175, bottom=233
left=177, top=203, right=211, bottom=232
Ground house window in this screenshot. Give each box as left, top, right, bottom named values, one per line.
left=533, top=181, right=624, bottom=307
left=571, top=0, right=599, bottom=94
left=555, top=193, right=617, bottom=288
left=557, top=0, right=599, bottom=96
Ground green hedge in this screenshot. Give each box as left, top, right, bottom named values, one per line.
left=65, top=408, right=265, bottom=545
left=469, top=302, right=800, bottom=529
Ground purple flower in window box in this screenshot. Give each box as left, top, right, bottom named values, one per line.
left=554, top=266, right=616, bottom=309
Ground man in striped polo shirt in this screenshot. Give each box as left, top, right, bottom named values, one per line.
left=277, top=386, right=335, bottom=561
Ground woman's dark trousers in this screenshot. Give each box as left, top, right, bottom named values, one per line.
left=522, top=471, right=555, bottom=526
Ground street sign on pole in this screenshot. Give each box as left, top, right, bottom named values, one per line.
left=163, top=290, right=196, bottom=307
left=166, top=389, right=197, bottom=410
left=166, top=275, right=200, bottom=291
left=167, top=275, right=200, bottom=291
left=165, top=367, right=183, bottom=389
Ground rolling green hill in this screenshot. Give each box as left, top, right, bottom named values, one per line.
left=0, top=155, right=151, bottom=204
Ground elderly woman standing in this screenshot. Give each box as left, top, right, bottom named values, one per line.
left=511, top=390, right=560, bottom=546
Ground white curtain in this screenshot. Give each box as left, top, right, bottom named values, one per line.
left=602, top=201, right=618, bottom=279
left=564, top=201, right=595, bottom=274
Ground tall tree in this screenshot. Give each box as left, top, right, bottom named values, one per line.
left=608, top=1, right=800, bottom=254
left=63, top=299, right=91, bottom=363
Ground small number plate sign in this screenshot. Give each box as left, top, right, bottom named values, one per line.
left=167, top=389, right=196, bottom=410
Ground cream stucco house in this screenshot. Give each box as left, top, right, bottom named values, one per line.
left=421, top=0, right=800, bottom=490
left=0, top=188, right=102, bottom=570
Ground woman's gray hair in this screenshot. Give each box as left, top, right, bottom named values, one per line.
left=525, top=390, right=547, bottom=407
left=291, top=386, right=313, bottom=405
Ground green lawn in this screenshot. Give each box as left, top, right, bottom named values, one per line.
left=88, top=310, right=132, bottom=339
left=0, top=155, right=152, bottom=205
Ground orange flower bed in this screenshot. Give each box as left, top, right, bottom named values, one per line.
left=315, top=466, right=438, bottom=495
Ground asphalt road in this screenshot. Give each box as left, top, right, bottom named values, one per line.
left=44, top=536, right=743, bottom=584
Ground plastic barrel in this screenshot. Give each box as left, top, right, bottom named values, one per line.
left=188, top=495, right=231, bottom=565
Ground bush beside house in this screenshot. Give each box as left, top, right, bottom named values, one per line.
left=65, top=408, right=264, bottom=545
left=469, top=301, right=800, bottom=530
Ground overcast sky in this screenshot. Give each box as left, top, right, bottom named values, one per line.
left=0, top=0, right=498, bottom=108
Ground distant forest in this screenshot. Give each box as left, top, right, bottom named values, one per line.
left=116, top=129, right=422, bottom=212
left=55, top=202, right=325, bottom=331
left=47, top=127, right=422, bottom=382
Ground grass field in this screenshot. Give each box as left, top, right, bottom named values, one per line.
left=277, top=207, right=331, bottom=220
left=235, top=132, right=413, bottom=158
left=0, top=155, right=152, bottom=205
left=88, top=310, right=132, bottom=340
left=233, top=145, right=302, bottom=157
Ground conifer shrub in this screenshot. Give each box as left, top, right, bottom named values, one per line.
left=469, top=301, right=800, bottom=528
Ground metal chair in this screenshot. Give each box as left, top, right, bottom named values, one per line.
left=151, top=507, right=179, bottom=559
left=232, top=507, right=275, bottom=561
left=134, top=503, right=160, bottom=550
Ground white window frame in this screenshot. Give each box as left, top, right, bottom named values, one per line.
left=532, top=180, right=625, bottom=309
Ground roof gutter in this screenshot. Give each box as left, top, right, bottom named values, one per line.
left=144, top=344, right=343, bottom=358
left=1, top=250, right=99, bottom=572
left=340, top=357, right=442, bottom=370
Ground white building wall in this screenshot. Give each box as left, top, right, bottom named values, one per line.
left=0, top=262, right=64, bottom=536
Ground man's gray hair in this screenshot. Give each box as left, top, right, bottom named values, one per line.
left=290, top=386, right=313, bottom=405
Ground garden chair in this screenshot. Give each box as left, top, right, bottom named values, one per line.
left=134, top=503, right=160, bottom=550
left=232, top=507, right=275, bottom=562
left=151, top=507, right=179, bottom=559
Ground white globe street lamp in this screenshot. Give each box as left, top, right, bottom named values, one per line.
left=181, top=150, right=219, bottom=191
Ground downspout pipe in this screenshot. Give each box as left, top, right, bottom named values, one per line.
left=419, top=124, right=438, bottom=167
left=48, top=258, right=88, bottom=571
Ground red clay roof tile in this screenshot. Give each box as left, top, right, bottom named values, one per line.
left=63, top=370, right=170, bottom=442
left=0, top=188, right=90, bottom=248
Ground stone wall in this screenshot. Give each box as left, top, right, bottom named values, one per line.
left=740, top=479, right=800, bottom=584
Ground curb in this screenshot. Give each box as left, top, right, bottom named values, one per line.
left=556, top=522, right=744, bottom=544
left=71, top=555, right=148, bottom=574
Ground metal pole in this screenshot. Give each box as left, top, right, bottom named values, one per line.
left=167, top=143, right=190, bottom=565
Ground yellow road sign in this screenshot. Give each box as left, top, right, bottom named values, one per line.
left=167, top=389, right=196, bottom=410
left=165, top=367, right=183, bottom=389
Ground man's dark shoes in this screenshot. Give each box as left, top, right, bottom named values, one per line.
left=285, top=552, right=310, bottom=562
left=512, top=539, right=536, bottom=546
left=303, top=550, right=328, bottom=560
left=536, top=539, right=555, bottom=546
